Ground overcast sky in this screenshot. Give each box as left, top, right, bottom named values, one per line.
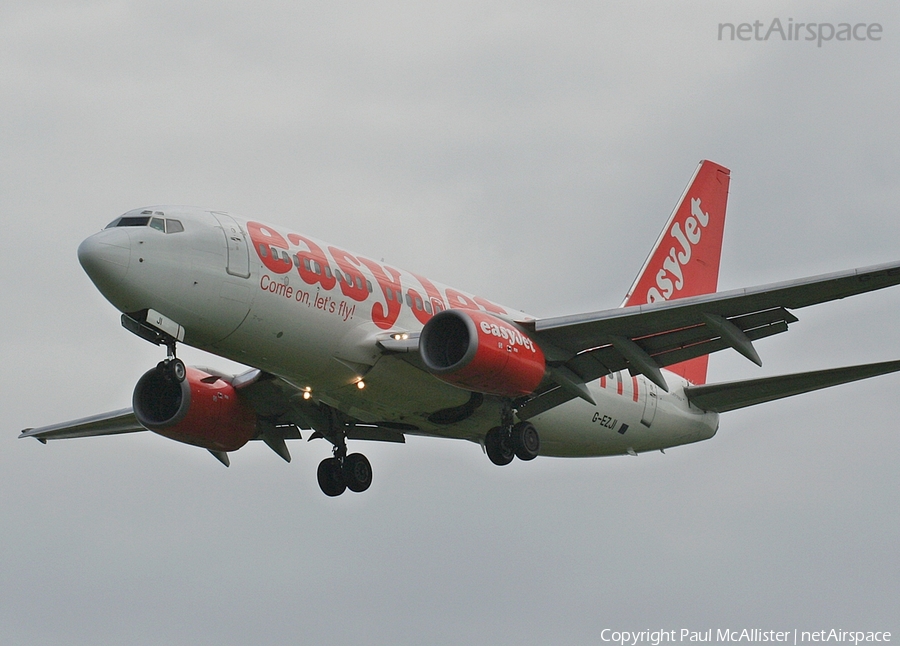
left=2, top=1, right=899, bottom=644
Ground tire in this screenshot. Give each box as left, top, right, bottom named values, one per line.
left=317, top=457, right=346, bottom=497
left=512, top=421, right=540, bottom=461
left=342, top=453, right=372, bottom=493
left=485, top=426, right=515, bottom=466
left=170, top=358, right=186, bottom=383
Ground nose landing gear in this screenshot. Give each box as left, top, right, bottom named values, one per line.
left=157, top=357, right=186, bottom=383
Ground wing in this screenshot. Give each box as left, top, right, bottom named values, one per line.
left=20, top=369, right=407, bottom=463
left=517, top=261, right=900, bottom=417
left=19, top=408, right=145, bottom=443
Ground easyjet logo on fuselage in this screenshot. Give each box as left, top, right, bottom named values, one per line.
left=245, top=221, right=507, bottom=330
left=645, top=197, right=710, bottom=304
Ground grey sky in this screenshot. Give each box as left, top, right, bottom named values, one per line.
left=2, top=1, right=898, bottom=644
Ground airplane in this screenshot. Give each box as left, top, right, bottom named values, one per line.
left=20, top=160, right=900, bottom=496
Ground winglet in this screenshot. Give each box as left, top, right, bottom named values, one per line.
left=621, top=160, right=731, bottom=384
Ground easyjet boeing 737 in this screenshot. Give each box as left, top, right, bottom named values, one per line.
left=21, top=161, right=900, bottom=496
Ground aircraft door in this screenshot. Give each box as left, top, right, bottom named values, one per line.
left=211, top=212, right=251, bottom=278
left=641, top=380, right=658, bottom=427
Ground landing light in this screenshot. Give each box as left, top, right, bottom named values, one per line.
left=391, top=332, right=409, bottom=341
left=356, top=380, right=366, bottom=390
left=302, top=387, right=312, bottom=400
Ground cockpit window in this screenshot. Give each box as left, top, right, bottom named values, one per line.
left=104, top=215, right=185, bottom=232
left=106, top=216, right=151, bottom=228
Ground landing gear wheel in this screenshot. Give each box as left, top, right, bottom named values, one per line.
left=485, top=426, right=515, bottom=466
left=512, top=421, right=540, bottom=461
left=169, top=358, right=186, bottom=382
left=157, top=358, right=186, bottom=383
left=342, top=453, right=372, bottom=493
left=317, top=457, right=346, bottom=497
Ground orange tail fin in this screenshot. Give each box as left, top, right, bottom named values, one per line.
left=621, top=160, right=731, bottom=385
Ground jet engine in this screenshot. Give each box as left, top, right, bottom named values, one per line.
left=419, top=310, right=546, bottom=397
left=133, top=364, right=258, bottom=452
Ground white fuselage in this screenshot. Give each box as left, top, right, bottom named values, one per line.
left=79, top=206, right=719, bottom=457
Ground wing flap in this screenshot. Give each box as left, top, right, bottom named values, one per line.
left=646, top=317, right=791, bottom=370
left=516, top=386, right=578, bottom=420
left=554, top=309, right=795, bottom=386
left=684, top=360, right=900, bottom=413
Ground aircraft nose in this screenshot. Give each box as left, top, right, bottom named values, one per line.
left=78, top=229, right=132, bottom=294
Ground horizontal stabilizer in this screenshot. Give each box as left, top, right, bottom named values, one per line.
left=684, top=360, right=900, bottom=413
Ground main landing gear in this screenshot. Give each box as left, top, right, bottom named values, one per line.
left=484, top=421, right=540, bottom=466
left=316, top=441, right=372, bottom=497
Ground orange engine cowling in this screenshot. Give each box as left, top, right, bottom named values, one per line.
left=133, top=365, right=258, bottom=452
left=419, top=310, right=546, bottom=397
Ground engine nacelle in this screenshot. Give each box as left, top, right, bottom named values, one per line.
left=133, top=365, right=258, bottom=452
left=419, top=310, right=546, bottom=397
